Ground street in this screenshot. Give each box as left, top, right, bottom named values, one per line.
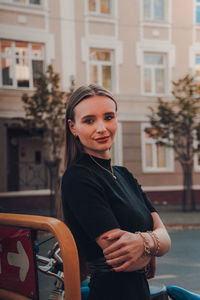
left=150, top=228, right=200, bottom=294
left=37, top=228, right=200, bottom=299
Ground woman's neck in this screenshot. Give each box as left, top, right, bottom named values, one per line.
left=84, top=150, right=110, bottom=160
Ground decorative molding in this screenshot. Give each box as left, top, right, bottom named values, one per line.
left=117, top=113, right=149, bottom=122
left=59, top=0, right=76, bottom=91
left=0, top=109, right=25, bottom=118
left=0, top=24, right=55, bottom=64
left=114, top=121, right=123, bottom=165
left=84, top=0, right=118, bottom=38
left=143, top=185, right=200, bottom=192
left=17, top=15, right=27, bottom=24
left=136, top=41, right=176, bottom=68
left=0, top=3, right=47, bottom=15
left=0, top=189, right=51, bottom=197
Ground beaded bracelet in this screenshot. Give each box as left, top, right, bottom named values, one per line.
left=147, top=231, right=160, bottom=256
left=135, top=232, right=151, bottom=256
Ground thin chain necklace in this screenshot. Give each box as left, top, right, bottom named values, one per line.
left=89, top=154, right=117, bottom=180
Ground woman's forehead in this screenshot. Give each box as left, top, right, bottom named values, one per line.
left=74, top=95, right=116, bottom=115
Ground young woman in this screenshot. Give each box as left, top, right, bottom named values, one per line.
left=61, top=84, right=171, bottom=300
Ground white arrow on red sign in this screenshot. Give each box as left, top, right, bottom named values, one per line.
left=7, top=241, right=29, bottom=282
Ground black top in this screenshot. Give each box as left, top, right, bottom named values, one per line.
left=61, top=153, right=156, bottom=261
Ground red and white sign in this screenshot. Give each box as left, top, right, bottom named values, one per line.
left=0, top=226, right=38, bottom=299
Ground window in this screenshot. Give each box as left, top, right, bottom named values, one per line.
left=89, top=48, right=113, bottom=90
left=141, top=125, right=173, bottom=172
left=143, top=0, right=165, bottom=21
left=143, top=52, right=166, bottom=95
left=194, top=140, right=200, bottom=171
left=10, top=0, right=42, bottom=5
left=88, top=0, right=112, bottom=15
left=196, top=0, right=200, bottom=23
left=195, top=55, right=200, bottom=93
left=0, top=40, right=44, bottom=89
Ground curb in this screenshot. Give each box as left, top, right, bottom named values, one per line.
left=165, top=224, right=200, bottom=229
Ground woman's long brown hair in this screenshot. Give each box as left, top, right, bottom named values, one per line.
left=58, top=83, right=117, bottom=281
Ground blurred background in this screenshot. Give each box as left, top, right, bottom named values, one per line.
left=0, top=0, right=200, bottom=215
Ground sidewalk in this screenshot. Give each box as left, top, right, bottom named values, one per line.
left=2, top=204, right=200, bottom=229
left=155, top=204, right=200, bottom=229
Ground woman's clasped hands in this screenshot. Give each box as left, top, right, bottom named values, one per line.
left=102, top=230, right=151, bottom=272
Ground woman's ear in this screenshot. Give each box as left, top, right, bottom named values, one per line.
left=68, top=119, right=77, bottom=136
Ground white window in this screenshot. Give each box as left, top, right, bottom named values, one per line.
left=88, top=0, right=112, bottom=15
left=143, top=0, right=165, bottom=21
left=196, top=0, right=200, bottom=23
left=194, top=139, right=200, bottom=171
left=6, top=0, right=42, bottom=6
left=141, top=124, right=174, bottom=172
left=195, top=55, right=200, bottom=93
left=89, top=48, right=113, bottom=90
left=194, top=149, right=200, bottom=171
left=0, top=40, right=44, bottom=89
left=143, top=52, right=166, bottom=95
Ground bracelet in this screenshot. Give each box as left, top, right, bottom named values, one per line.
left=147, top=231, right=160, bottom=256
left=135, top=232, right=151, bottom=256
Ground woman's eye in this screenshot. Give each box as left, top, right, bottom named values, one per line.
left=85, top=119, right=94, bottom=124
left=105, top=115, right=114, bottom=121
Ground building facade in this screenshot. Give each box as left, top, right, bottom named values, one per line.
left=0, top=0, right=200, bottom=210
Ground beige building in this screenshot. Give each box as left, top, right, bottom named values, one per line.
left=0, top=0, right=200, bottom=210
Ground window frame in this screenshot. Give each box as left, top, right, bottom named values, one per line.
left=194, top=139, right=200, bottom=172
left=141, top=123, right=174, bottom=173
left=143, top=0, right=166, bottom=22
left=0, top=0, right=43, bottom=7
left=195, top=55, right=200, bottom=94
left=87, top=0, right=113, bottom=16
left=0, top=40, right=45, bottom=90
left=194, top=150, right=200, bottom=171
left=89, top=48, right=114, bottom=91
left=142, top=52, right=167, bottom=96
left=195, top=0, right=200, bottom=24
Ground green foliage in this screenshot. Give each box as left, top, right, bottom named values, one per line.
left=21, top=64, right=71, bottom=162
left=146, top=74, right=200, bottom=165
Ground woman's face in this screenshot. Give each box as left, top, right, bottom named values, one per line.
left=68, top=95, right=117, bottom=159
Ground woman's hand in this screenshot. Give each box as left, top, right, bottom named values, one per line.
left=102, top=230, right=151, bottom=272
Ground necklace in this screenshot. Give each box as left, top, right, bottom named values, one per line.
left=89, top=154, right=117, bottom=180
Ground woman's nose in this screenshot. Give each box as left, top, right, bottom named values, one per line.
left=96, top=121, right=106, bottom=133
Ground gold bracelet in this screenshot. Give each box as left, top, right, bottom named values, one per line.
left=135, top=232, right=151, bottom=256
left=147, top=231, right=160, bottom=256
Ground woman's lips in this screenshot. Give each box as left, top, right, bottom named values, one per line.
left=95, top=136, right=110, bottom=143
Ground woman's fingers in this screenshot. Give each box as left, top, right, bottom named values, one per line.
left=106, top=254, right=127, bottom=267
left=104, top=247, right=128, bottom=260
left=103, top=230, right=125, bottom=241
left=103, top=239, right=122, bottom=255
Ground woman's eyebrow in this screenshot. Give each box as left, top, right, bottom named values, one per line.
left=104, top=112, right=115, bottom=115
left=81, top=112, right=115, bottom=120
left=81, top=114, right=96, bottom=120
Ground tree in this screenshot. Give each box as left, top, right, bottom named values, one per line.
left=146, top=74, right=200, bottom=211
left=21, top=64, right=74, bottom=215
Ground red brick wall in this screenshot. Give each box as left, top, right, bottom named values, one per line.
left=146, top=190, right=200, bottom=205
left=0, top=194, right=52, bottom=215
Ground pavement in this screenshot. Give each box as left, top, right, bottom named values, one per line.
left=154, top=204, right=200, bottom=229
